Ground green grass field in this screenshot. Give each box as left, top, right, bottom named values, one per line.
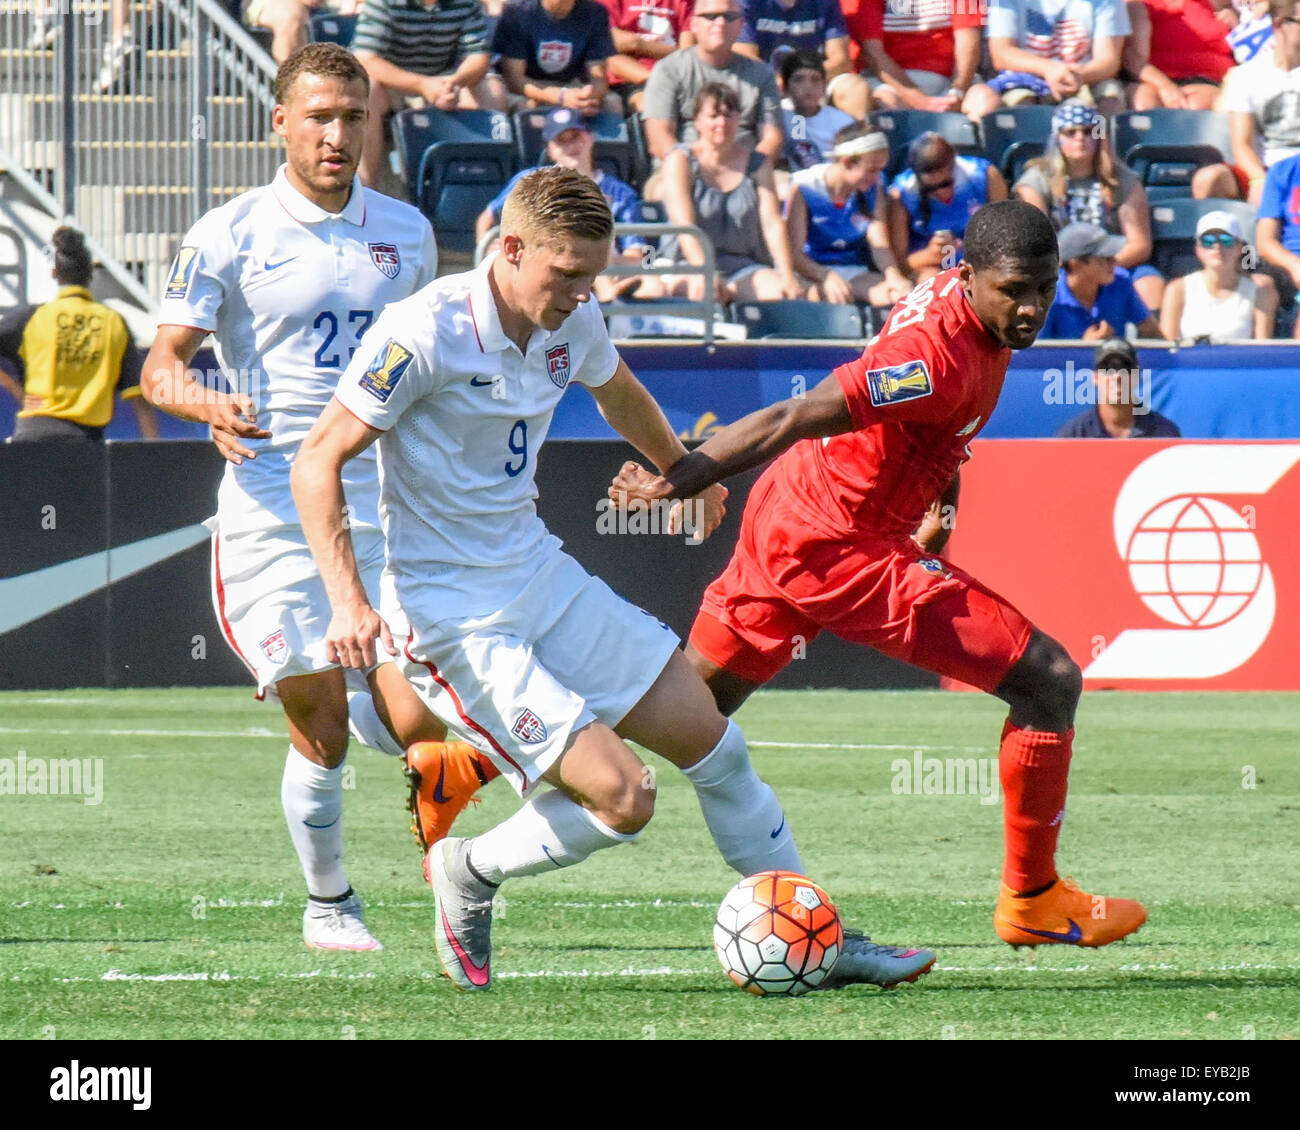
left=1, top=688, right=1297, bottom=1040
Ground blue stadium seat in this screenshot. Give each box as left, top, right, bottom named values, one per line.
left=980, top=106, right=1056, bottom=182
left=732, top=300, right=865, bottom=340
left=511, top=110, right=643, bottom=188
left=392, top=109, right=517, bottom=252
left=869, top=110, right=982, bottom=176
left=1148, top=197, right=1258, bottom=279
left=1112, top=110, right=1232, bottom=201
left=309, top=12, right=358, bottom=46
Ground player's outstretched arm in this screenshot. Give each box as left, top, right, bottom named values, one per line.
left=291, top=398, right=392, bottom=669
left=590, top=358, right=728, bottom=541
left=141, top=325, right=271, bottom=463
left=610, top=372, right=854, bottom=503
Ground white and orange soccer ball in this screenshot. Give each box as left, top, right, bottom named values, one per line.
left=713, top=871, right=843, bottom=996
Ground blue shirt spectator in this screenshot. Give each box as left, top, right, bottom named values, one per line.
left=1042, top=267, right=1153, bottom=337
left=1259, top=151, right=1300, bottom=257
left=493, top=0, right=617, bottom=86
left=738, top=0, right=848, bottom=59
left=892, top=153, right=993, bottom=253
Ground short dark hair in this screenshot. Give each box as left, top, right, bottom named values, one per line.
left=907, top=132, right=955, bottom=177
left=274, top=42, right=369, bottom=106
left=1269, top=0, right=1300, bottom=20
left=692, top=81, right=740, bottom=119
left=964, top=200, right=1059, bottom=272
left=779, top=49, right=825, bottom=87
left=501, top=166, right=613, bottom=247
left=51, top=226, right=93, bottom=287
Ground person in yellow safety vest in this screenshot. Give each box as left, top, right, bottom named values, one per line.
left=0, top=227, right=158, bottom=442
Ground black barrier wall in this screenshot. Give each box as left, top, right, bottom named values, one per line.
left=0, top=441, right=935, bottom=691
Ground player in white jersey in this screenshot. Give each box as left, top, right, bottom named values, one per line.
left=291, top=166, right=935, bottom=990
left=141, top=44, right=499, bottom=952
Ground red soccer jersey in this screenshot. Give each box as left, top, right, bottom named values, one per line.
left=843, top=0, right=984, bottom=77
left=763, top=268, right=1011, bottom=542
left=1143, top=0, right=1232, bottom=83
left=598, top=0, right=694, bottom=80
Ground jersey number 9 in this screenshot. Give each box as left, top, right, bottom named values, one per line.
left=505, top=419, right=528, bottom=478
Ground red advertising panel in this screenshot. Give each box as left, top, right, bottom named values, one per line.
left=951, top=441, right=1300, bottom=690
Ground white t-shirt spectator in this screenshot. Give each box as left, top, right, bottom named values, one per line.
left=986, top=0, right=1131, bottom=67
left=1223, top=50, right=1300, bottom=168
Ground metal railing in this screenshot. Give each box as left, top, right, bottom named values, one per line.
left=476, top=222, right=719, bottom=345
left=1, top=0, right=278, bottom=309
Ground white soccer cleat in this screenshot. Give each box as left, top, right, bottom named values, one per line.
left=302, top=891, right=383, bottom=952
left=817, top=929, right=935, bottom=990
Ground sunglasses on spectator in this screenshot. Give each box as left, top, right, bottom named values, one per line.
left=920, top=175, right=954, bottom=192
left=695, top=10, right=743, bottom=21
left=1198, top=232, right=1236, bottom=248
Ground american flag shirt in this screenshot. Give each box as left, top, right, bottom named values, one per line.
left=987, top=0, right=1131, bottom=67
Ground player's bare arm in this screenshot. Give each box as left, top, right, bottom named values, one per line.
left=591, top=358, right=727, bottom=540
left=142, top=324, right=271, bottom=463
left=290, top=397, right=392, bottom=669
left=610, top=371, right=854, bottom=503
left=915, top=470, right=960, bottom=555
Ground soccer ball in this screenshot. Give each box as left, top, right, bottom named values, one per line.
left=713, top=871, right=843, bottom=996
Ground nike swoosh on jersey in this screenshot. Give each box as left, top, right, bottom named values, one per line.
left=432, top=760, right=450, bottom=804
left=0, top=524, right=210, bottom=635
left=469, top=376, right=496, bottom=387
left=770, top=815, right=786, bottom=839
left=1010, top=918, right=1084, bottom=943
left=264, top=257, right=296, bottom=271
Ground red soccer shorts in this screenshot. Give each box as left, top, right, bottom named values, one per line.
left=689, top=486, right=1033, bottom=692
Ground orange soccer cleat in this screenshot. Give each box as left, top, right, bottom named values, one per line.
left=404, top=741, right=500, bottom=878
left=994, top=876, right=1147, bottom=948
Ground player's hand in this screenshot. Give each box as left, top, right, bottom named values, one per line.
left=609, top=460, right=672, bottom=504
left=207, top=393, right=271, bottom=465
left=326, top=600, right=396, bottom=670
left=822, top=270, right=854, bottom=305
left=670, top=482, right=728, bottom=543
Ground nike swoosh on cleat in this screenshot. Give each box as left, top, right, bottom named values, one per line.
left=541, top=844, right=562, bottom=866
left=770, top=816, right=786, bottom=839
left=1011, top=918, right=1083, bottom=943
left=439, top=905, right=490, bottom=986
left=432, top=759, right=450, bottom=804
left=303, top=816, right=340, bottom=829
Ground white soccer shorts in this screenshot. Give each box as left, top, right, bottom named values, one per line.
left=389, top=548, right=680, bottom=797
left=210, top=522, right=387, bottom=698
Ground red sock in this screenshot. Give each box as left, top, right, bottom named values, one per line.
left=998, top=719, right=1072, bottom=893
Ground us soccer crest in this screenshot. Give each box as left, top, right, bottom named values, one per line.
left=537, top=40, right=573, bottom=74
left=368, top=242, right=400, bottom=279
left=546, top=343, right=571, bottom=389
left=512, top=709, right=548, bottom=744
left=260, top=630, right=289, bottom=665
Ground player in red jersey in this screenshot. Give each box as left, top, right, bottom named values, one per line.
left=611, top=200, right=1147, bottom=948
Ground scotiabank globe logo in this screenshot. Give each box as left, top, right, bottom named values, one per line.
left=1085, top=445, right=1300, bottom=680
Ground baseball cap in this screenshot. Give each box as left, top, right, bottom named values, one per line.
left=541, top=107, right=592, bottom=144
left=1057, top=222, right=1126, bottom=263
left=1094, top=337, right=1138, bottom=371
left=1195, top=210, right=1243, bottom=240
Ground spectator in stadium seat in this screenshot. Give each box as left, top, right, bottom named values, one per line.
left=779, top=49, right=856, bottom=171
left=845, top=0, right=999, bottom=123
left=732, top=0, right=873, bottom=119
left=243, top=0, right=357, bottom=65
left=1121, top=0, right=1233, bottom=111
left=641, top=0, right=786, bottom=180
left=1056, top=337, right=1182, bottom=436
left=475, top=107, right=666, bottom=298
left=599, top=0, right=696, bottom=113
left=0, top=227, right=157, bottom=443
left=1194, top=0, right=1300, bottom=204
left=1160, top=209, right=1277, bottom=339
left=494, top=0, right=621, bottom=115
left=353, top=0, right=507, bottom=186
left=1014, top=100, right=1163, bottom=310
left=657, top=82, right=803, bottom=301
left=786, top=124, right=912, bottom=303
left=889, top=132, right=1008, bottom=284
left=1041, top=221, right=1164, bottom=337
left=986, top=0, right=1132, bottom=116
left=1253, top=148, right=1300, bottom=333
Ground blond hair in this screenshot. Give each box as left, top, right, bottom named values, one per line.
left=500, top=166, right=613, bottom=248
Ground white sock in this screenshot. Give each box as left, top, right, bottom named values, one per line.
left=346, top=688, right=405, bottom=758
left=467, top=789, right=634, bottom=885
left=682, top=719, right=805, bottom=876
left=280, top=745, right=349, bottom=899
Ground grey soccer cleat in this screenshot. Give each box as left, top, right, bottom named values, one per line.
left=303, top=891, right=383, bottom=952
left=429, top=837, right=496, bottom=990
left=817, top=928, right=936, bottom=990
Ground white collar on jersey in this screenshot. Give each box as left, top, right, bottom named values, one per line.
left=468, top=252, right=550, bottom=356
left=271, top=164, right=366, bottom=226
